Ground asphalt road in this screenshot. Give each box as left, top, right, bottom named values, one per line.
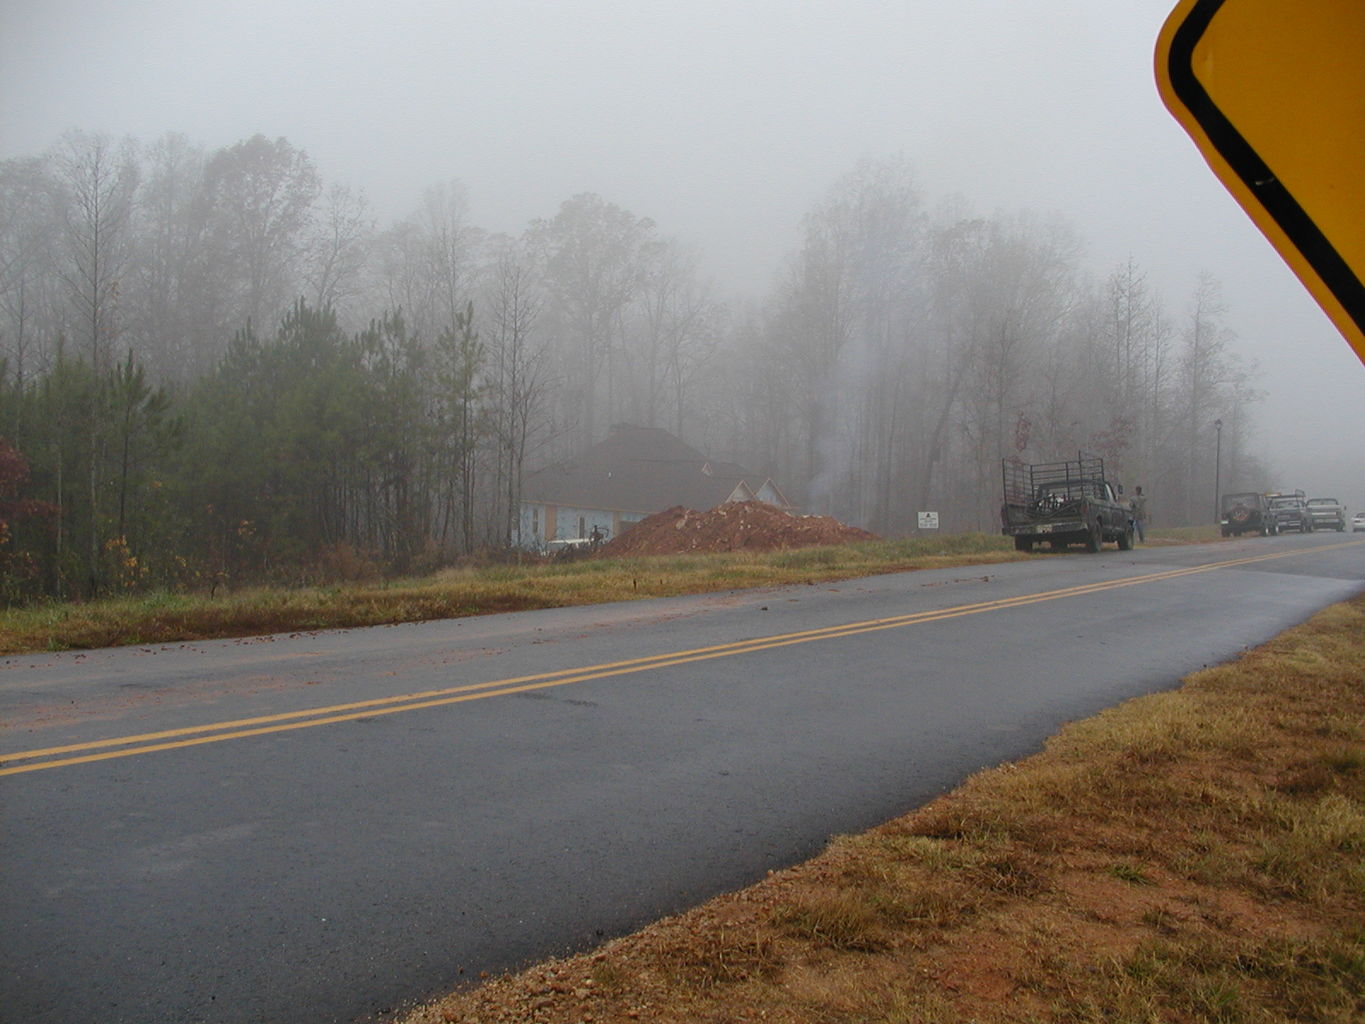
left=3, top=532, right=1363, bottom=1023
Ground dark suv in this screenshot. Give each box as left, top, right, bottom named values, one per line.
left=1266, top=491, right=1311, bottom=534
left=1219, top=492, right=1268, bottom=537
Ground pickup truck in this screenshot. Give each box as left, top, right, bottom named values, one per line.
left=1001, top=453, right=1134, bottom=553
left=1305, top=497, right=1346, bottom=531
left=1266, top=491, right=1311, bottom=534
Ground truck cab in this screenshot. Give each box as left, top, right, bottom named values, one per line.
left=1265, top=491, right=1311, bottom=534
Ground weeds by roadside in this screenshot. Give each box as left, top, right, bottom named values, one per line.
left=0, top=533, right=1027, bottom=654
left=0, top=527, right=1219, bottom=656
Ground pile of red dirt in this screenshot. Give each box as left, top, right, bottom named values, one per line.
left=601, top=501, right=877, bottom=556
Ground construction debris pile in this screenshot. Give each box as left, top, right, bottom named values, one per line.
left=601, top=501, right=876, bottom=557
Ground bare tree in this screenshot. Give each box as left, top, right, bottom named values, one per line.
left=528, top=193, right=661, bottom=452
left=764, top=157, right=927, bottom=525
left=1175, top=272, right=1236, bottom=523
left=126, top=132, right=214, bottom=380
left=1104, top=258, right=1156, bottom=413
left=202, top=134, right=320, bottom=339
left=483, top=238, right=550, bottom=547
left=622, top=240, right=721, bottom=437
left=304, top=182, right=374, bottom=323
left=433, top=302, right=486, bottom=554
left=421, top=181, right=479, bottom=338
left=959, top=212, right=1079, bottom=527
left=49, top=132, right=141, bottom=591
left=1096, top=258, right=1174, bottom=487
left=0, top=156, right=64, bottom=410
left=704, top=302, right=798, bottom=502
left=908, top=208, right=1006, bottom=529
left=51, top=131, right=140, bottom=372
left=373, top=180, right=478, bottom=346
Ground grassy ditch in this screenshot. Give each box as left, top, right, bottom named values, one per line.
left=0, top=528, right=1221, bottom=656
left=0, top=533, right=1024, bottom=655
left=403, top=594, right=1365, bottom=1024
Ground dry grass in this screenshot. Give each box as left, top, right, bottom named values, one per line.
left=0, top=527, right=1216, bottom=655
left=0, top=533, right=1026, bottom=654
left=400, top=595, right=1365, bottom=1024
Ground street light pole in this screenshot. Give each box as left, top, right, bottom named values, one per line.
left=1214, top=417, right=1223, bottom=522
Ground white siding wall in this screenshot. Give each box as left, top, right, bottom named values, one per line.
left=518, top=503, right=618, bottom=551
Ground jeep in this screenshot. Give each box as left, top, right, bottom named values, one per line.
left=1219, top=491, right=1269, bottom=537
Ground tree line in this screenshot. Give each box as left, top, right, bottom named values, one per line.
left=0, top=131, right=1263, bottom=602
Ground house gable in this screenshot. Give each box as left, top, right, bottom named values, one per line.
left=522, top=425, right=774, bottom=514
left=517, top=425, right=793, bottom=548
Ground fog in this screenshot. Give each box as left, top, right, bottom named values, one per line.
left=3, top=0, right=1362, bottom=508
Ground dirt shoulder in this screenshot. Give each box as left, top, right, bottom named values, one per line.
left=400, top=595, right=1364, bottom=1024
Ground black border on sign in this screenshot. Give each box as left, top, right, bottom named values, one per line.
left=1166, top=0, right=1365, bottom=336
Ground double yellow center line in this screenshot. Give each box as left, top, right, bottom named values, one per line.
left=4, top=541, right=1361, bottom=777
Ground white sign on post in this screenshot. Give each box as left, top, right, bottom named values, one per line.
left=917, top=511, right=940, bottom=530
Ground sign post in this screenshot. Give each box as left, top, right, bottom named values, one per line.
left=917, top=511, right=940, bottom=531
left=1156, top=0, right=1365, bottom=365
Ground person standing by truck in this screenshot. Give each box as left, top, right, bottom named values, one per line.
left=1130, top=486, right=1148, bottom=543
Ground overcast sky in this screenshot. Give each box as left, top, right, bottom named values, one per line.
left=3, top=0, right=1361, bottom=507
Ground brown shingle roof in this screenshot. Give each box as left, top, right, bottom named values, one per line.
left=522, top=425, right=768, bottom=513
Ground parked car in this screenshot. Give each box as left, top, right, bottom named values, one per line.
left=1305, top=497, right=1346, bottom=531
left=544, top=537, right=594, bottom=559
left=1219, top=491, right=1269, bottom=537
left=1265, top=491, right=1311, bottom=534
left=1353, top=510, right=1365, bottom=532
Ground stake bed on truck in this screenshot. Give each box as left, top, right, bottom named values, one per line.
left=1001, top=453, right=1134, bottom=553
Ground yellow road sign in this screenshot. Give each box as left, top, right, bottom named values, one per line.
left=1156, top=0, right=1365, bottom=365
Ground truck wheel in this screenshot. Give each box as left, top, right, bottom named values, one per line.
left=1014, top=537, right=1033, bottom=552
left=1118, top=524, right=1134, bottom=551
left=1084, top=518, right=1102, bottom=553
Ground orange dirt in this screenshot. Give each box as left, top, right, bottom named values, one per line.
left=601, top=501, right=876, bottom=557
